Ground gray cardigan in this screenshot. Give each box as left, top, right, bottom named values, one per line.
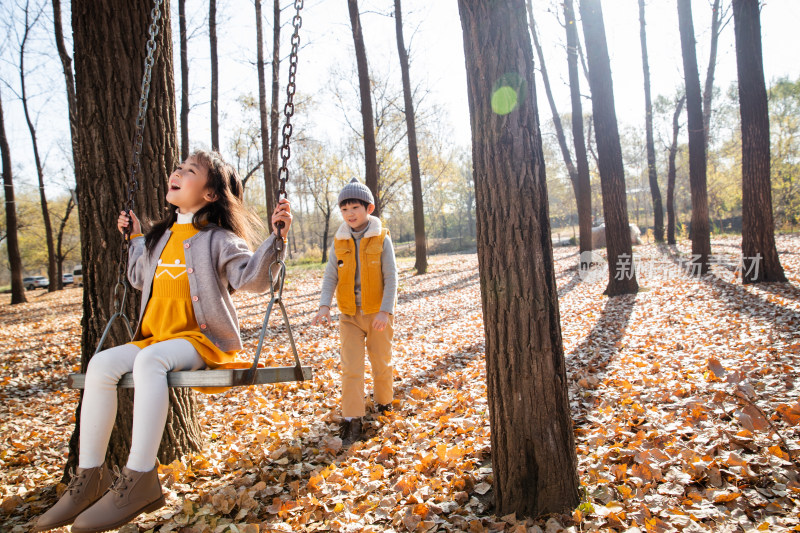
left=127, top=225, right=286, bottom=352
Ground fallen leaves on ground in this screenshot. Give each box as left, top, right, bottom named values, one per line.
left=1, top=234, right=799, bottom=532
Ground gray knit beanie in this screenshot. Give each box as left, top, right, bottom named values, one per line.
left=337, top=177, right=374, bottom=206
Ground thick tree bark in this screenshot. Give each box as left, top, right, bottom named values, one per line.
left=70, top=0, right=202, bottom=474
left=563, top=0, right=593, bottom=259
left=677, top=0, right=712, bottom=275
left=210, top=0, right=220, bottom=151
left=20, top=7, right=58, bottom=292
left=255, top=0, right=275, bottom=216
left=667, top=96, right=686, bottom=245
left=347, top=0, right=380, bottom=215
left=457, top=0, right=579, bottom=517
left=179, top=0, right=190, bottom=160
left=733, top=0, right=786, bottom=283
left=0, top=92, right=27, bottom=305
left=579, top=0, right=638, bottom=295
left=638, top=0, right=664, bottom=242
left=703, top=0, right=722, bottom=152
left=393, top=0, right=427, bottom=274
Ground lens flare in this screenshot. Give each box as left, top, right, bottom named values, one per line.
left=490, top=72, right=526, bottom=116
left=491, top=86, right=518, bottom=115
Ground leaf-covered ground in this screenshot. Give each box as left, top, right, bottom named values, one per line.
left=1, top=235, right=799, bottom=532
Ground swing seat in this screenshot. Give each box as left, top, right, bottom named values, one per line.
left=67, top=365, right=312, bottom=389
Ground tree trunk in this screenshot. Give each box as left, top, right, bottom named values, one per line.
left=457, top=0, right=580, bottom=517
left=69, top=0, right=202, bottom=474
left=667, top=96, right=685, bottom=245
left=677, top=0, right=712, bottom=275
left=269, top=0, right=281, bottom=207
left=179, top=0, right=190, bottom=160
left=210, top=0, right=220, bottom=151
left=19, top=7, right=58, bottom=292
left=579, top=0, right=639, bottom=295
left=733, top=0, right=786, bottom=283
left=563, top=0, right=593, bottom=259
left=347, top=0, right=380, bottom=215
left=321, top=211, right=330, bottom=264
left=638, top=0, right=664, bottom=242
left=0, top=91, right=27, bottom=305
left=55, top=197, right=76, bottom=291
left=255, top=0, right=275, bottom=217
left=393, top=0, right=427, bottom=274
left=52, top=0, right=81, bottom=179
left=703, top=0, right=722, bottom=152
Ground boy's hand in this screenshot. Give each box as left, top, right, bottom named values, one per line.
left=272, top=198, right=292, bottom=238
left=311, top=306, right=333, bottom=328
left=118, top=210, right=141, bottom=235
left=372, top=311, right=390, bottom=331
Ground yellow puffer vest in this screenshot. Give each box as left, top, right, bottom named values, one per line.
left=334, top=216, right=389, bottom=315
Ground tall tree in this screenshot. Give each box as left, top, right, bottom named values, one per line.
left=393, top=0, right=427, bottom=274
left=19, top=3, right=58, bottom=292
left=255, top=0, right=275, bottom=216
left=0, top=90, right=27, bottom=305
left=732, top=0, right=786, bottom=282
left=667, top=95, right=686, bottom=245
left=638, top=0, right=665, bottom=242
left=579, top=0, right=639, bottom=295
left=703, top=0, right=724, bottom=152
left=179, top=0, right=190, bottom=160
left=526, top=0, right=591, bottom=258
left=209, top=0, right=220, bottom=151
left=457, top=0, right=579, bottom=517
left=71, top=0, right=202, bottom=473
left=347, top=0, right=380, bottom=215
left=677, top=0, right=712, bottom=275
left=269, top=0, right=281, bottom=207
left=55, top=195, right=76, bottom=289
left=563, top=0, right=593, bottom=259
left=52, top=0, right=80, bottom=179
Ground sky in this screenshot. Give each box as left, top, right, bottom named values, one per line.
left=2, top=0, right=800, bottom=199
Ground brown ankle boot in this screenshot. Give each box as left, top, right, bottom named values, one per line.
left=71, top=465, right=165, bottom=533
left=32, top=464, right=111, bottom=532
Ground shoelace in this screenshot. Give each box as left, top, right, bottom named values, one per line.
left=108, top=465, right=130, bottom=497
left=65, top=468, right=85, bottom=495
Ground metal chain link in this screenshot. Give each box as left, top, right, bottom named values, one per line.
left=115, top=0, right=163, bottom=316
left=274, top=0, right=303, bottom=247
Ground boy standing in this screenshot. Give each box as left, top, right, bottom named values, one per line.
left=311, top=178, right=398, bottom=445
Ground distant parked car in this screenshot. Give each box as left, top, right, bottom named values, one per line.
left=73, top=265, right=83, bottom=286
left=62, top=273, right=74, bottom=286
left=22, top=276, right=49, bottom=290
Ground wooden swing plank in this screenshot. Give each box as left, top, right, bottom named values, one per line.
left=67, top=366, right=312, bottom=389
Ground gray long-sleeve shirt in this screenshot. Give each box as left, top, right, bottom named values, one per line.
left=319, top=226, right=397, bottom=314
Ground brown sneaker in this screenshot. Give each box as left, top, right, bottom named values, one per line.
left=71, top=465, right=165, bottom=533
left=32, top=464, right=112, bottom=532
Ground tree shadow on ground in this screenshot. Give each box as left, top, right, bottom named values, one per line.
left=566, top=293, right=637, bottom=380
left=657, top=244, right=800, bottom=332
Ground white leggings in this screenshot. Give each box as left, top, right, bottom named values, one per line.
left=79, top=339, right=205, bottom=472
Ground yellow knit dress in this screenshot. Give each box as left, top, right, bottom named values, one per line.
left=130, top=222, right=237, bottom=368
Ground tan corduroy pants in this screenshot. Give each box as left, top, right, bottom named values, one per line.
left=339, top=308, right=394, bottom=418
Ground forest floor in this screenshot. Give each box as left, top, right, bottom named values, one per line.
left=1, top=234, right=799, bottom=532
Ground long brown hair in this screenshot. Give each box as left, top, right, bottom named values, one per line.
left=145, top=150, right=264, bottom=254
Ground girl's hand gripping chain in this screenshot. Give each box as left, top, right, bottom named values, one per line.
left=118, top=210, right=142, bottom=235
left=271, top=198, right=293, bottom=238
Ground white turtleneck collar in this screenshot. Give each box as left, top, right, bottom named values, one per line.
left=176, top=210, right=194, bottom=224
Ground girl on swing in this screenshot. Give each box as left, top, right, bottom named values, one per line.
left=35, top=150, right=293, bottom=533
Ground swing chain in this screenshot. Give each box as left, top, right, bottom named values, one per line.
left=109, top=0, right=163, bottom=346
left=273, top=0, right=303, bottom=251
